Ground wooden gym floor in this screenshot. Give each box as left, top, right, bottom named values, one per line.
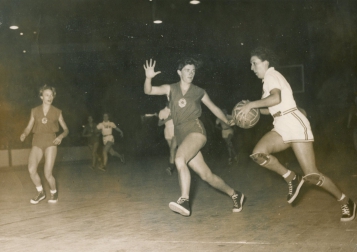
left=0, top=149, right=357, bottom=252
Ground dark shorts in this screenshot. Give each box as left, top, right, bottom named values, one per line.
left=32, top=133, right=56, bottom=152
left=175, top=119, right=206, bottom=146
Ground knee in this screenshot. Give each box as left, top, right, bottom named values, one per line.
left=44, top=171, right=54, bottom=181
left=199, top=170, right=213, bottom=182
left=250, top=152, right=271, bottom=166
left=174, top=156, right=186, bottom=170
left=303, top=173, right=325, bottom=187
left=28, top=166, right=38, bottom=176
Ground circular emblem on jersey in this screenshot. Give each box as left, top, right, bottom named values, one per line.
left=42, top=117, right=48, bottom=124
left=178, top=98, right=187, bottom=108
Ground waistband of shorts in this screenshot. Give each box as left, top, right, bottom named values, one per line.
left=175, top=118, right=200, bottom=127
left=272, top=107, right=297, bottom=118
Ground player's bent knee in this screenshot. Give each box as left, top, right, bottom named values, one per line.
left=250, top=153, right=270, bottom=166
left=303, top=173, right=325, bottom=187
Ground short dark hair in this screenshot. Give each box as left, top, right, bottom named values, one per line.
left=250, top=47, right=279, bottom=68
left=177, top=57, right=202, bottom=71
left=39, top=85, right=56, bottom=98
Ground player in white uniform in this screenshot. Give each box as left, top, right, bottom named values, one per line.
left=97, top=113, right=124, bottom=171
left=238, top=47, right=356, bottom=222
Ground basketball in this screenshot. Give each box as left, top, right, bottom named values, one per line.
left=232, top=101, right=260, bottom=129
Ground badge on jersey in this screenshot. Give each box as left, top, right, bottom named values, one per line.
left=178, top=98, right=187, bottom=108
left=42, top=117, right=48, bottom=124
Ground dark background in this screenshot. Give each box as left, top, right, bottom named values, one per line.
left=0, top=0, right=356, bottom=159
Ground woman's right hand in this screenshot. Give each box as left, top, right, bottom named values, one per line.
left=20, top=133, right=26, bottom=142
left=143, top=59, right=161, bottom=79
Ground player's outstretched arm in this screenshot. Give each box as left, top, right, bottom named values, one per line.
left=259, top=108, right=270, bottom=115
left=201, top=92, right=230, bottom=125
left=143, top=59, right=170, bottom=96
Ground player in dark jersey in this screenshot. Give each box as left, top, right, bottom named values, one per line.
left=144, top=58, right=244, bottom=216
left=20, top=85, right=69, bottom=204
left=82, top=115, right=101, bottom=170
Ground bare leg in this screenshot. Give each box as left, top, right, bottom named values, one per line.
left=189, top=151, right=234, bottom=196
left=174, top=133, right=206, bottom=199
left=292, top=142, right=343, bottom=200
left=102, top=143, right=112, bottom=167
left=44, top=146, right=57, bottom=191
left=28, top=146, right=44, bottom=187
left=252, top=131, right=291, bottom=175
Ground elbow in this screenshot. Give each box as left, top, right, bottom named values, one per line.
left=144, top=88, right=151, bottom=95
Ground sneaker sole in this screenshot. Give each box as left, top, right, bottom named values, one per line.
left=48, top=199, right=58, bottom=203
left=169, top=202, right=190, bottom=216
left=232, top=194, right=245, bottom=213
left=30, top=195, right=45, bottom=204
left=287, top=179, right=304, bottom=204
left=341, top=202, right=356, bottom=222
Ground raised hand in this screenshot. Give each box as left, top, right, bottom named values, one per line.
left=143, top=59, right=161, bottom=79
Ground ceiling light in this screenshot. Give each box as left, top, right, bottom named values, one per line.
left=9, top=26, right=19, bottom=30
left=153, top=20, right=162, bottom=24
left=190, top=0, right=200, bottom=4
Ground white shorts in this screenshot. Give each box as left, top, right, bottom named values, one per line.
left=103, top=135, right=114, bottom=145
left=164, top=125, right=175, bottom=140
left=272, top=109, right=314, bottom=143
left=222, top=128, right=234, bottom=139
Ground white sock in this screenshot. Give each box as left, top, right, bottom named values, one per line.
left=50, top=189, right=57, bottom=194
left=282, top=170, right=291, bottom=179
left=338, top=193, right=346, bottom=201
left=36, top=186, right=43, bottom=192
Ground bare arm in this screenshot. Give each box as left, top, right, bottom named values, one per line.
left=53, top=113, right=69, bottom=145
left=259, top=108, right=270, bottom=115
left=20, top=111, right=35, bottom=142
left=238, top=89, right=281, bottom=117
left=114, top=126, right=124, bottom=137
left=201, top=92, right=230, bottom=125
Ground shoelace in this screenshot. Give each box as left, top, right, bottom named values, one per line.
left=341, top=204, right=350, bottom=215
left=177, top=197, right=188, bottom=204
left=288, top=181, right=293, bottom=195
left=232, top=194, right=239, bottom=207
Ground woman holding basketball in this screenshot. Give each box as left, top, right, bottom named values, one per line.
left=20, top=85, right=69, bottom=204
left=238, top=47, right=355, bottom=222
left=143, top=58, right=244, bottom=217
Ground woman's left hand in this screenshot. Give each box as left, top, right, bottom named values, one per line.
left=53, top=137, right=63, bottom=145
left=237, top=100, right=253, bottom=117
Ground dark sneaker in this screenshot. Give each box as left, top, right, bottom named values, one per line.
left=48, top=192, right=58, bottom=203
left=30, top=191, right=45, bottom=204
left=99, top=165, right=106, bottom=171
left=166, top=167, right=173, bottom=175
left=169, top=197, right=190, bottom=216
left=232, top=191, right=245, bottom=212
left=287, top=175, right=304, bottom=204
left=341, top=199, right=356, bottom=222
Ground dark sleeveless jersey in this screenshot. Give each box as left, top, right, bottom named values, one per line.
left=32, top=105, right=61, bottom=134
left=169, top=82, right=205, bottom=126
